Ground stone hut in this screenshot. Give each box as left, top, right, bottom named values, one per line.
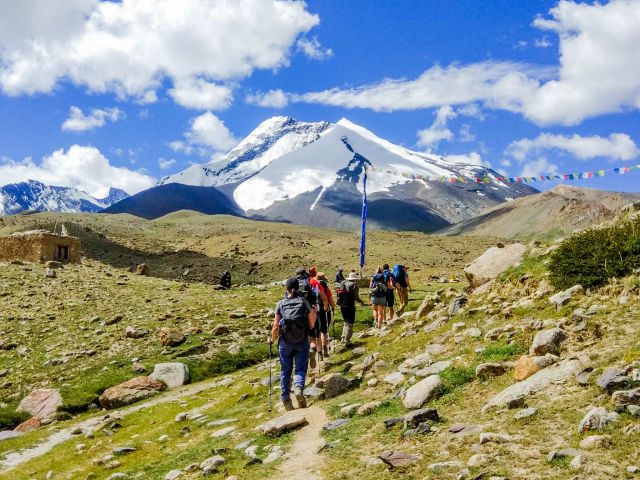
left=0, top=229, right=82, bottom=264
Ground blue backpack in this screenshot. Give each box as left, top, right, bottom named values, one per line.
left=392, top=265, right=406, bottom=287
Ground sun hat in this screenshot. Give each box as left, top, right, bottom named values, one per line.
left=347, top=271, right=360, bottom=280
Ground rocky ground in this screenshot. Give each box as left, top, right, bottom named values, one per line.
left=1, top=212, right=640, bottom=479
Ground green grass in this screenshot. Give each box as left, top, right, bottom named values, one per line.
left=500, top=252, right=547, bottom=282
left=0, top=405, right=29, bottom=430
left=479, top=342, right=526, bottom=362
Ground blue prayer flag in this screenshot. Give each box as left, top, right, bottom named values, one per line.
left=360, top=172, right=367, bottom=268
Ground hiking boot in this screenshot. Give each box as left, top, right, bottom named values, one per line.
left=318, top=350, right=324, bottom=363
left=322, top=346, right=329, bottom=358
left=282, top=398, right=295, bottom=411
left=294, top=387, right=307, bottom=408
left=309, top=348, right=317, bottom=369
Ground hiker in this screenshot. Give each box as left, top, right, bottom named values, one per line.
left=393, top=264, right=412, bottom=315
left=268, top=277, right=315, bottom=411
left=370, top=266, right=389, bottom=328
left=382, top=263, right=396, bottom=320
left=336, top=271, right=365, bottom=347
left=307, top=266, right=329, bottom=366
left=220, top=270, right=231, bottom=290
left=317, top=272, right=336, bottom=358
left=335, top=268, right=345, bottom=283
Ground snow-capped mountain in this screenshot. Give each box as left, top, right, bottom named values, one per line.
left=160, top=116, right=331, bottom=187
left=159, top=116, right=536, bottom=231
left=0, top=180, right=129, bottom=216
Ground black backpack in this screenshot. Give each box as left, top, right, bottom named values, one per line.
left=278, top=296, right=309, bottom=344
left=297, top=276, right=317, bottom=306
left=370, top=274, right=388, bottom=297
left=336, top=281, right=356, bottom=307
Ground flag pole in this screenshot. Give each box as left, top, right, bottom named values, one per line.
left=359, top=170, right=367, bottom=278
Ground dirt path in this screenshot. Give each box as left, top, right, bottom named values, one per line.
left=0, top=378, right=222, bottom=474
left=278, top=405, right=329, bottom=480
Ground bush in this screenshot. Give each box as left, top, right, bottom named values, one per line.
left=549, top=216, right=640, bottom=289
left=0, top=405, right=30, bottom=430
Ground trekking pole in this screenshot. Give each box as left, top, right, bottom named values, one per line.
left=268, top=342, right=272, bottom=413
left=332, top=307, right=336, bottom=353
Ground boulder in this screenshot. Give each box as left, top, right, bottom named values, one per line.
left=357, top=401, right=381, bottom=415
left=257, top=413, right=307, bottom=436
left=149, top=363, right=190, bottom=388
left=132, top=362, right=146, bottom=373
left=514, top=407, right=538, bottom=419
left=17, top=389, right=62, bottom=421
left=99, top=377, right=166, bottom=409
left=384, top=372, right=405, bottom=387
left=378, top=450, right=421, bottom=468
left=125, top=326, right=148, bottom=339
left=479, top=432, right=513, bottom=444
left=475, top=363, right=507, bottom=379
left=612, top=388, right=640, bottom=406
left=135, top=264, right=148, bottom=276
left=483, top=359, right=582, bottom=413
left=403, top=408, right=439, bottom=428
left=200, top=455, right=225, bottom=474
left=416, top=296, right=435, bottom=318
left=597, top=367, right=629, bottom=392
left=549, top=285, right=584, bottom=310
left=464, top=243, right=527, bottom=288
left=14, top=417, right=41, bottom=433
left=577, top=407, right=618, bottom=432
left=213, top=325, right=229, bottom=336
left=415, top=360, right=451, bottom=377
left=324, top=418, right=351, bottom=430
left=323, top=374, right=352, bottom=399
left=529, top=328, right=567, bottom=356
left=402, top=375, right=442, bottom=409
left=514, top=354, right=556, bottom=381
left=579, top=435, right=609, bottom=449
left=159, top=327, right=185, bottom=347
left=105, top=315, right=123, bottom=326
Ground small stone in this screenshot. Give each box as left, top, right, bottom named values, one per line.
left=579, top=435, right=609, bottom=449
left=514, top=407, right=538, bottom=419
left=384, top=372, right=405, bottom=387
left=570, top=454, right=588, bottom=470
left=200, top=455, right=225, bottom=474
left=175, top=412, right=188, bottom=423
left=475, top=363, right=507, bottom=378
left=529, top=328, right=567, bottom=356
left=324, top=419, right=351, bottom=430
left=357, top=401, right=381, bottom=416
left=597, top=367, right=629, bottom=392
left=378, top=450, right=421, bottom=468
left=132, top=362, right=146, bottom=373
left=210, top=426, right=235, bottom=437
left=402, top=375, right=442, bottom=409
left=578, top=407, right=618, bottom=432
left=467, top=453, right=490, bottom=467
left=159, top=328, right=185, bottom=347
left=113, top=446, right=137, bottom=454
left=340, top=404, right=361, bottom=416
left=479, top=432, right=513, bottom=444
left=627, top=466, right=640, bottom=474
left=612, top=388, right=640, bottom=406
left=164, top=470, right=182, bottom=480
left=264, top=449, right=284, bottom=463
left=257, top=413, right=307, bottom=436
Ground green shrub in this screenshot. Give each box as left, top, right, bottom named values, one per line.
left=58, top=368, right=133, bottom=414
left=549, top=216, right=640, bottom=289
left=438, top=366, right=476, bottom=396
left=0, top=405, right=30, bottom=430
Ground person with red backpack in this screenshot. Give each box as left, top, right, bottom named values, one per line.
left=316, top=272, right=336, bottom=358
left=268, top=277, right=315, bottom=411
left=382, top=264, right=396, bottom=320
left=336, top=271, right=365, bottom=347
left=306, top=267, right=328, bottom=368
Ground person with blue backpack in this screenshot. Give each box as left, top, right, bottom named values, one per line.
left=370, top=266, right=389, bottom=328
left=268, top=277, right=315, bottom=411
left=393, top=264, right=412, bottom=316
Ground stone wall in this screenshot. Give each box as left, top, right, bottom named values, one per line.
left=0, top=231, right=82, bottom=263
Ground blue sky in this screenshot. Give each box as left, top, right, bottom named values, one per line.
left=1, top=0, right=639, bottom=197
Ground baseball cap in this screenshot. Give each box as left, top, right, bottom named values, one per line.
left=285, top=277, right=299, bottom=290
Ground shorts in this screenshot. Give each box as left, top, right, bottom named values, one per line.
left=310, top=310, right=329, bottom=337
left=386, top=290, right=395, bottom=308
left=371, top=295, right=387, bottom=306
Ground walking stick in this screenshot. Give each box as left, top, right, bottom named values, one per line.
left=332, top=307, right=336, bottom=353
left=268, top=342, right=272, bottom=412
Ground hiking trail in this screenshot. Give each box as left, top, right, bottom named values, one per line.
left=278, top=404, right=329, bottom=480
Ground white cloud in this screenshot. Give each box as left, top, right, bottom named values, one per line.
left=0, top=145, right=155, bottom=197
left=61, top=106, right=124, bottom=132
left=444, top=152, right=490, bottom=168
left=520, top=157, right=559, bottom=177
left=417, top=105, right=456, bottom=148
left=459, top=123, right=476, bottom=142
left=534, top=38, right=551, bottom=48
left=158, top=157, right=176, bottom=170
left=296, top=37, right=333, bottom=60
left=168, top=78, right=233, bottom=110
left=501, top=159, right=512, bottom=167
left=506, top=132, right=640, bottom=163
left=172, top=111, right=237, bottom=154
left=286, top=1, right=640, bottom=126
left=456, top=103, right=486, bottom=120
left=0, top=0, right=321, bottom=107
left=246, top=89, right=289, bottom=108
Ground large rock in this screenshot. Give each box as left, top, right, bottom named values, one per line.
left=257, top=413, right=307, bottom=436
left=549, top=285, right=584, bottom=310
left=17, top=389, right=62, bottom=421
left=464, top=243, right=527, bottom=288
left=323, top=374, right=352, bottom=399
left=415, top=360, right=451, bottom=377
left=578, top=407, right=618, bottom=432
left=378, top=450, right=421, bottom=468
left=403, top=408, right=439, bottom=428
left=482, top=359, right=582, bottom=413
left=160, top=328, right=185, bottom=347
left=402, top=375, right=442, bottom=409
left=149, top=363, right=190, bottom=388
left=514, top=354, right=556, bottom=381
left=14, top=417, right=41, bottom=433
left=597, top=367, right=630, bottom=392
left=416, top=296, right=435, bottom=318
left=612, top=388, right=640, bottom=406
left=529, top=328, right=567, bottom=356
left=99, top=377, right=166, bottom=409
